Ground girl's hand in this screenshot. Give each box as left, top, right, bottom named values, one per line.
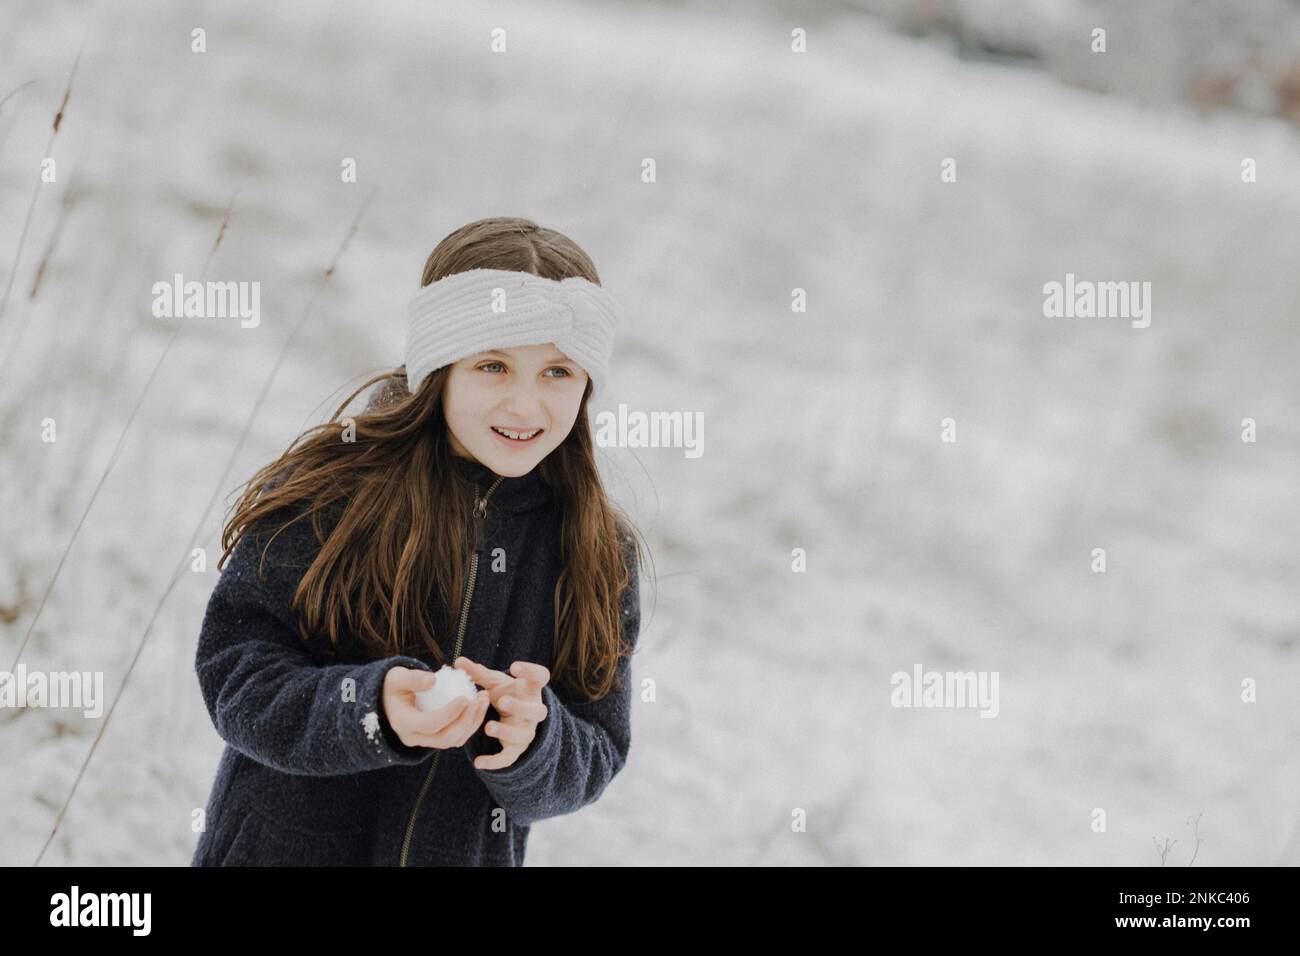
left=382, top=666, right=490, bottom=750
left=453, top=657, right=550, bottom=771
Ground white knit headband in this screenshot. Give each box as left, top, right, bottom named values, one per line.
left=404, top=268, right=622, bottom=400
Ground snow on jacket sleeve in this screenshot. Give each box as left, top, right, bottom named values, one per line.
left=466, top=537, right=642, bottom=827
left=195, top=505, right=436, bottom=777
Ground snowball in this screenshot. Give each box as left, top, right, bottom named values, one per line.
left=414, top=665, right=479, bottom=712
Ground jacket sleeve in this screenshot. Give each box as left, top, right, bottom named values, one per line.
left=464, top=537, right=642, bottom=827
left=195, top=506, right=437, bottom=777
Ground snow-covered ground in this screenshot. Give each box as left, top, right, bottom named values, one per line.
left=1, top=0, right=1297, bottom=866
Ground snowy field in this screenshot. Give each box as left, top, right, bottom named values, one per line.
left=1, top=0, right=1297, bottom=866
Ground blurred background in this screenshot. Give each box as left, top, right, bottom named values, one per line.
left=1, top=0, right=1297, bottom=866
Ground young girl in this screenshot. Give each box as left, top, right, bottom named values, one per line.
left=191, top=217, right=646, bottom=867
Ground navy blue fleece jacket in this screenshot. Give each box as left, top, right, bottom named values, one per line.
left=190, top=455, right=641, bottom=866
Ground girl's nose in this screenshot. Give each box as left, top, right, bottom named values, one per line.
left=500, top=385, right=544, bottom=417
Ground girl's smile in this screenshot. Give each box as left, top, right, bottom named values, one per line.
left=491, top=425, right=545, bottom=445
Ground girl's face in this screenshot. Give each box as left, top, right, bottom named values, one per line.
left=442, top=342, right=589, bottom=477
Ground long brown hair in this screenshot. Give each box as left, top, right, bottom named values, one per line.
left=218, top=217, right=646, bottom=701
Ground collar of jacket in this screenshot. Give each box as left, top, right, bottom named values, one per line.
left=450, top=455, right=554, bottom=515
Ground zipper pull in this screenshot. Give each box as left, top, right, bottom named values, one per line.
left=472, top=496, right=488, bottom=552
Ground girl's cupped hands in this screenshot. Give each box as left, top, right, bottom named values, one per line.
left=381, top=666, right=491, bottom=750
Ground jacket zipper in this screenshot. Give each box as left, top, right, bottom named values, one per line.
left=399, top=474, right=504, bottom=866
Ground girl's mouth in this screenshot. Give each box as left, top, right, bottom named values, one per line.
left=491, top=425, right=543, bottom=446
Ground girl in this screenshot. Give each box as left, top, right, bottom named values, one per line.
left=191, top=217, right=646, bottom=867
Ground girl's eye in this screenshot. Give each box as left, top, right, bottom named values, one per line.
left=477, top=362, right=572, bottom=378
